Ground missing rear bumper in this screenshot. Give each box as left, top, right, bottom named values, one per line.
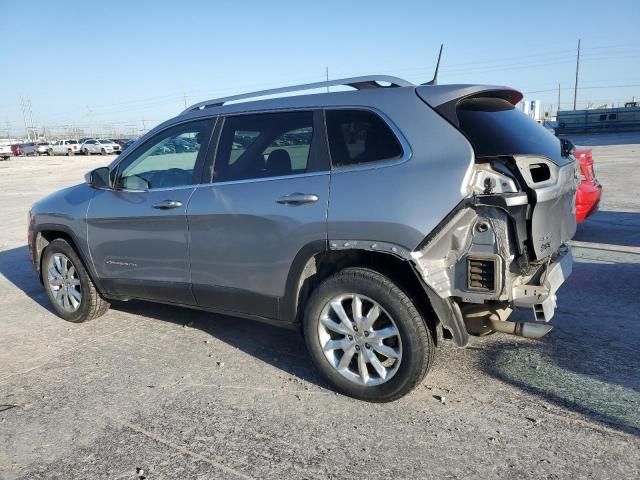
left=512, top=246, right=572, bottom=322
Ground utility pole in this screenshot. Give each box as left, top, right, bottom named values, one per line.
left=141, top=118, right=146, bottom=131
left=19, top=96, right=30, bottom=141
left=182, top=88, right=188, bottom=109
left=27, top=97, right=35, bottom=137
left=573, top=39, right=581, bottom=110
left=325, top=66, right=330, bottom=93
left=557, top=83, right=561, bottom=114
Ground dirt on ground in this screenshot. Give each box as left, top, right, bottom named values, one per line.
left=0, top=134, right=639, bottom=479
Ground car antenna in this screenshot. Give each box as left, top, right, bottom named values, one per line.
left=421, top=44, right=443, bottom=86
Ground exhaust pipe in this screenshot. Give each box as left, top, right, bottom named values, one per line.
left=461, top=303, right=553, bottom=340
left=489, top=319, right=553, bottom=340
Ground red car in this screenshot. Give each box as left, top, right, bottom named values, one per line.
left=574, top=146, right=602, bottom=223
left=11, top=144, right=23, bottom=156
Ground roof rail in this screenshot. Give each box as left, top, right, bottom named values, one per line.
left=180, top=75, right=414, bottom=114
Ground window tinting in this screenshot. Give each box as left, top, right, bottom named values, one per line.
left=215, top=111, right=314, bottom=182
left=325, top=110, right=403, bottom=167
left=457, top=97, right=570, bottom=166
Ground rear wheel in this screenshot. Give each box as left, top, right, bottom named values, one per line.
left=303, top=267, right=434, bottom=402
left=68, top=149, right=74, bottom=156
left=100, top=148, right=106, bottom=155
left=48, top=149, right=53, bottom=156
left=42, top=239, right=109, bottom=322
left=85, top=148, right=90, bottom=156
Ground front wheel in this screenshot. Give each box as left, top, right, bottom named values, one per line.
left=42, top=238, right=110, bottom=322
left=84, top=149, right=90, bottom=156
left=303, top=267, right=434, bottom=402
left=100, top=148, right=106, bottom=155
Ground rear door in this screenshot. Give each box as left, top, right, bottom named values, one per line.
left=86, top=118, right=214, bottom=303
left=187, top=110, right=330, bottom=320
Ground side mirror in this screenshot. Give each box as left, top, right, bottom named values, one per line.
left=85, top=167, right=111, bottom=189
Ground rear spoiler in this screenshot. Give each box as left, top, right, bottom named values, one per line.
left=416, top=85, right=523, bottom=127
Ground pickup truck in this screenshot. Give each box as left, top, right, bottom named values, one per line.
left=48, top=140, right=81, bottom=156
left=0, top=144, right=12, bottom=160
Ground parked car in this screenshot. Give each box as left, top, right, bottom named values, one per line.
left=10, top=144, right=23, bottom=156
left=574, top=146, right=602, bottom=222
left=49, top=139, right=81, bottom=156
left=0, top=144, right=12, bottom=160
left=112, top=139, right=130, bottom=149
left=21, top=142, right=38, bottom=155
left=36, top=142, right=51, bottom=155
left=80, top=139, right=120, bottom=155
left=122, top=138, right=138, bottom=151
left=28, top=75, right=579, bottom=401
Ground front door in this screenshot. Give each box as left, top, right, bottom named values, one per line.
left=188, top=110, right=330, bottom=320
left=86, top=118, right=214, bottom=304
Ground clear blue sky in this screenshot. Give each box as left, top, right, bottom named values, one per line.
left=1, top=0, right=639, bottom=137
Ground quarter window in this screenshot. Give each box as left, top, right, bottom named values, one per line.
left=215, top=111, right=314, bottom=182
left=325, top=109, right=403, bottom=167
left=116, top=120, right=210, bottom=190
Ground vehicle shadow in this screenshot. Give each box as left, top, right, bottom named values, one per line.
left=108, top=299, right=329, bottom=390
left=574, top=210, right=640, bottom=248
left=0, top=245, right=55, bottom=313
left=0, top=244, right=327, bottom=390
left=479, top=207, right=640, bottom=436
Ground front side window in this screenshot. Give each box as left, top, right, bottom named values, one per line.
left=325, top=109, right=403, bottom=167
left=214, top=111, right=314, bottom=182
left=116, top=120, right=209, bottom=190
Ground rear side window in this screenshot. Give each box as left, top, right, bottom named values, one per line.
left=214, top=111, right=315, bottom=182
left=325, top=109, right=403, bottom=167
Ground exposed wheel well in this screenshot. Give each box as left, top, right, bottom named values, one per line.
left=289, top=249, right=440, bottom=342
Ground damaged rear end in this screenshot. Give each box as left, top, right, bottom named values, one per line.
left=413, top=87, right=579, bottom=345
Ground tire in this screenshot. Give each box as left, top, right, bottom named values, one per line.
left=69, top=149, right=74, bottom=156
left=303, top=267, right=435, bottom=402
left=42, top=238, right=109, bottom=323
left=101, top=148, right=106, bottom=156
left=85, top=148, right=90, bottom=156
left=48, top=149, right=53, bottom=156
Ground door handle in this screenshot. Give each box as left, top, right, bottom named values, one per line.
left=276, top=193, right=319, bottom=205
left=152, top=200, right=183, bottom=210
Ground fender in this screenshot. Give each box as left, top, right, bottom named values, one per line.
left=31, top=222, right=107, bottom=295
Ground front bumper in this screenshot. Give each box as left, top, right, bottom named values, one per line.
left=512, top=246, right=573, bottom=322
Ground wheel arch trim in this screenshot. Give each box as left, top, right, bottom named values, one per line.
left=32, top=223, right=107, bottom=295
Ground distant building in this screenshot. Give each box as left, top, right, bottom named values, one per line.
left=556, top=101, right=640, bottom=134
left=520, top=99, right=543, bottom=123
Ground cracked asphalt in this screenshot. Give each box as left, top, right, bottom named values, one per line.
left=0, top=133, right=639, bottom=479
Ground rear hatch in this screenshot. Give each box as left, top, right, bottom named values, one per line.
left=417, top=88, right=578, bottom=260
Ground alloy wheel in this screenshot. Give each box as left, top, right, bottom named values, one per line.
left=47, top=253, right=82, bottom=312
left=317, top=293, right=402, bottom=386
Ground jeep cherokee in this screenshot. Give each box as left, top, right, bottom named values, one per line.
left=28, top=76, right=578, bottom=401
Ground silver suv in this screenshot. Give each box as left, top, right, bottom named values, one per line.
left=28, top=76, right=578, bottom=401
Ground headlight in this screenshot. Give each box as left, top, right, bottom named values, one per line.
left=469, top=164, right=518, bottom=195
